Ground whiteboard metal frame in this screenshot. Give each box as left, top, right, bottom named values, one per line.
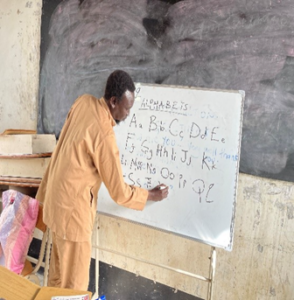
left=92, top=84, right=244, bottom=298
left=98, top=83, right=245, bottom=251
left=91, top=215, right=216, bottom=300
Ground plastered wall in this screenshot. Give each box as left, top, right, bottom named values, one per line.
left=0, top=0, right=42, bottom=133
left=96, top=174, right=294, bottom=299
left=1, top=1, right=293, bottom=299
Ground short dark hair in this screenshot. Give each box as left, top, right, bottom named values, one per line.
left=104, top=70, right=135, bottom=101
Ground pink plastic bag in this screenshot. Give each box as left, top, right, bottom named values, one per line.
left=0, top=190, right=39, bottom=274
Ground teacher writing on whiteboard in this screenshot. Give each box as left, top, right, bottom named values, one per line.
left=36, top=70, right=169, bottom=291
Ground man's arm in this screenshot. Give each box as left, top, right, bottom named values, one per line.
left=94, top=134, right=168, bottom=210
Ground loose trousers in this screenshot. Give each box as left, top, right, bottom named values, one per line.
left=48, top=232, right=92, bottom=291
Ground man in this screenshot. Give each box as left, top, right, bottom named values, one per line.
left=36, top=70, right=168, bottom=291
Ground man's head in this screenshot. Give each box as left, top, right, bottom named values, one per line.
left=104, top=70, right=135, bottom=124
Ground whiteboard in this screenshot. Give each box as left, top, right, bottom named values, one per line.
left=98, top=83, right=244, bottom=251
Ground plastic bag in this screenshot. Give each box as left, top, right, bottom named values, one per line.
left=0, top=189, right=39, bottom=274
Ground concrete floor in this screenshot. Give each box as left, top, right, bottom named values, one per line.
left=92, top=260, right=203, bottom=300
left=34, top=260, right=202, bottom=300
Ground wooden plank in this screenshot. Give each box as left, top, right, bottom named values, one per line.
left=0, top=153, right=52, bottom=159
left=0, top=176, right=41, bottom=184
left=0, top=181, right=40, bottom=188
left=0, top=266, right=40, bottom=300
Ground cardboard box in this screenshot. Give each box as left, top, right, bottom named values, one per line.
left=0, top=134, right=56, bottom=155
left=0, top=156, right=50, bottom=178
left=0, top=266, right=92, bottom=300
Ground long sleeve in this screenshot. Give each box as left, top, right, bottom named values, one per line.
left=93, top=133, right=148, bottom=210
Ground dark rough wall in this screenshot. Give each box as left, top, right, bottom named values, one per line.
left=38, top=0, right=294, bottom=182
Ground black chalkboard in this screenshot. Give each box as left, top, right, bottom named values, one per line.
left=38, top=0, right=294, bottom=182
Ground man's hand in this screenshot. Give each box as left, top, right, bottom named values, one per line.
left=147, top=184, right=169, bottom=201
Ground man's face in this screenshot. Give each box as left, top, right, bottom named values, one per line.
left=109, top=90, right=134, bottom=124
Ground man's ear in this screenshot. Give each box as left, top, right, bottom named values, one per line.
left=109, top=96, right=117, bottom=108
